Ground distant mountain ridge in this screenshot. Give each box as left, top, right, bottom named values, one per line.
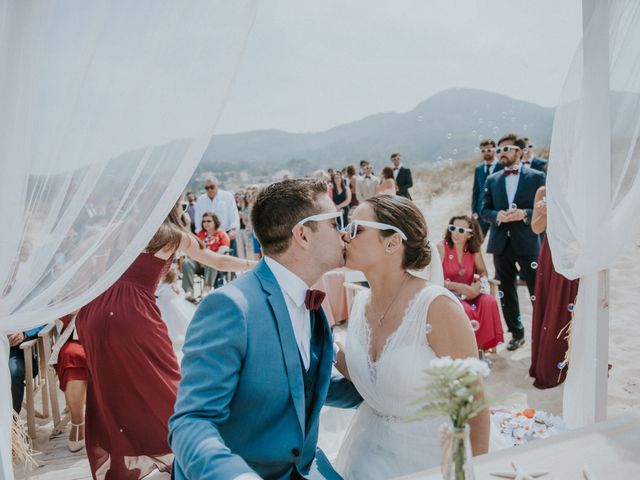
left=201, top=88, right=554, bottom=176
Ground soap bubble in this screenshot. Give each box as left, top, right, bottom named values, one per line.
left=417, top=115, right=423, bottom=122
left=557, top=361, right=566, bottom=370
left=492, top=126, right=499, bottom=134
left=531, top=262, right=538, bottom=269
left=510, top=203, right=518, bottom=210
left=425, top=323, right=433, bottom=335
left=474, top=147, right=480, bottom=153
left=452, top=148, right=458, bottom=155
left=531, top=295, right=537, bottom=302
left=501, top=111, right=507, bottom=119
left=472, top=130, right=477, bottom=137
left=448, top=254, right=454, bottom=260
left=567, top=303, right=575, bottom=312
left=470, top=320, right=480, bottom=331
left=470, top=304, right=477, bottom=311
left=497, top=291, right=504, bottom=299
left=447, top=133, right=452, bottom=139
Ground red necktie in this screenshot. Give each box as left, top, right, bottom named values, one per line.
left=503, top=169, right=519, bottom=176
left=305, top=289, right=326, bottom=311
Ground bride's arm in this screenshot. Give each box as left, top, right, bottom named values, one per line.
left=426, top=296, right=490, bottom=456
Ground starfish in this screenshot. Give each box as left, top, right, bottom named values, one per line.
left=490, top=460, right=549, bottom=480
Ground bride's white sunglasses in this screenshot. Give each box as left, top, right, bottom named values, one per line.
left=342, top=220, right=407, bottom=240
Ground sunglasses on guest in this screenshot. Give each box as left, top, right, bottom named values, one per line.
left=448, top=224, right=473, bottom=234
left=205, top=185, right=217, bottom=191
left=480, top=148, right=494, bottom=153
left=495, top=145, right=521, bottom=154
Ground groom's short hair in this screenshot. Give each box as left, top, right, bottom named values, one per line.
left=252, top=179, right=328, bottom=256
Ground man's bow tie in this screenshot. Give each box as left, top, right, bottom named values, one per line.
left=503, top=169, right=519, bottom=176
left=305, top=289, right=326, bottom=311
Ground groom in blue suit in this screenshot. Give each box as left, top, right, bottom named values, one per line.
left=169, top=179, right=362, bottom=480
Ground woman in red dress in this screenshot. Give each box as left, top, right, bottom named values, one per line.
left=50, top=311, right=88, bottom=452
left=529, top=186, right=579, bottom=389
left=76, top=201, right=254, bottom=479
left=438, top=215, right=504, bottom=357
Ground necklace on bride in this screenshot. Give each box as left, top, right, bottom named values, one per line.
left=370, top=273, right=410, bottom=327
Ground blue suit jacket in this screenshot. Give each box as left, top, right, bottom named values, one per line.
left=471, top=161, right=504, bottom=215
left=523, top=156, right=547, bottom=173
left=169, top=260, right=362, bottom=480
left=480, top=167, right=546, bottom=256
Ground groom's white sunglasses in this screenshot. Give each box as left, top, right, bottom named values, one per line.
left=297, top=211, right=344, bottom=232
left=342, top=220, right=407, bottom=241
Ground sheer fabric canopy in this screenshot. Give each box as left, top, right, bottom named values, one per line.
left=547, top=0, right=640, bottom=426
left=0, top=1, right=256, bottom=476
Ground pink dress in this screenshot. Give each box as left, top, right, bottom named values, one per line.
left=441, top=241, right=504, bottom=350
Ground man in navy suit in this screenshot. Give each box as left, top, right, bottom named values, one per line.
left=471, top=139, right=503, bottom=237
left=481, top=134, right=545, bottom=351
left=390, top=152, right=413, bottom=199
left=521, top=137, right=547, bottom=173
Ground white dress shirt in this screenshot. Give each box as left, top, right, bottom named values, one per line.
left=505, top=165, right=522, bottom=206
left=194, top=189, right=240, bottom=233
left=264, top=256, right=312, bottom=370
left=392, top=163, right=402, bottom=179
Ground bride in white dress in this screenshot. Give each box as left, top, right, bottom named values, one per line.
left=333, top=195, right=489, bottom=480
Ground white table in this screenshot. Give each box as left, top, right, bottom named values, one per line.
left=396, top=413, right=640, bottom=479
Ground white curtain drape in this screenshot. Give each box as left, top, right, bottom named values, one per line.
left=547, top=0, right=640, bottom=426
left=0, top=1, right=256, bottom=476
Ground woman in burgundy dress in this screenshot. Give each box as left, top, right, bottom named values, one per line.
left=76, top=201, right=254, bottom=479
left=438, top=215, right=504, bottom=357
left=529, top=186, right=579, bottom=389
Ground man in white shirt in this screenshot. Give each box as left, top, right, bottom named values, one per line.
left=170, top=179, right=361, bottom=480
left=355, top=162, right=378, bottom=202
left=194, top=176, right=240, bottom=240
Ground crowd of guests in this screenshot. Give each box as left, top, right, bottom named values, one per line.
left=7, top=136, right=580, bottom=478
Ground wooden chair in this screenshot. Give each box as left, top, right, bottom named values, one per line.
left=38, top=321, right=65, bottom=435
left=20, top=336, right=50, bottom=439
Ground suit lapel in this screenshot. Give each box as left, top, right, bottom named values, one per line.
left=308, top=309, right=333, bottom=426
left=513, top=167, right=529, bottom=207
left=254, top=260, right=306, bottom=433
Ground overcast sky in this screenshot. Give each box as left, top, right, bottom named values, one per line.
left=215, top=0, right=583, bottom=134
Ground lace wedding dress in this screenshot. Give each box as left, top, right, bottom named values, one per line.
left=334, top=284, right=458, bottom=480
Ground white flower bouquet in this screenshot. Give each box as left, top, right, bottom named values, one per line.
left=412, top=356, right=490, bottom=480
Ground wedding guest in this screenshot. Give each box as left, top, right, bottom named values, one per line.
left=390, top=152, right=413, bottom=199
left=471, top=139, right=503, bottom=237
left=236, top=192, right=253, bottom=260
left=332, top=171, right=352, bottom=226
left=377, top=166, right=397, bottom=196
left=185, top=192, right=197, bottom=233
left=521, top=137, right=548, bottom=173
left=8, top=324, right=46, bottom=413
left=182, top=212, right=230, bottom=300
left=50, top=312, right=88, bottom=452
left=356, top=163, right=379, bottom=202
left=76, top=200, right=254, bottom=479
left=529, top=186, right=579, bottom=389
left=358, top=159, right=369, bottom=176
left=194, top=176, right=240, bottom=254
left=481, top=133, right=545, bottom=351
left=438, top=216, right=504, bottom=357
left=346, top=165, right=359, bottom=208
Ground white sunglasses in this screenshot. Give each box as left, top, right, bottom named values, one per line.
left=448, top=224, right=473, bottom=234
left=342, top=220, right=407, bottom=240
left=297, top=211, right=344, bottom=232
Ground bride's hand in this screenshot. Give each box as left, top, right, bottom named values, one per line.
left=334, top=341, right=351, bottom=381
